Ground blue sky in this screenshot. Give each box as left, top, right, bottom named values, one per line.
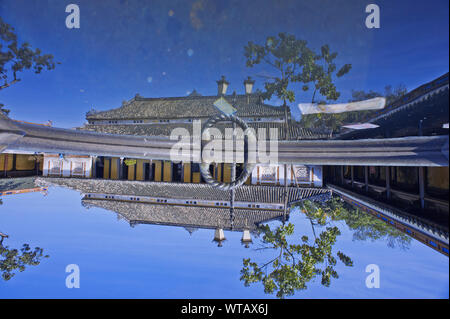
left=0, top=187, right=448, bottom=298
left=0, top=0, right=448, bottom=127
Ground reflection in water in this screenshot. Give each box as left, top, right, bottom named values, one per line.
left=0, top=233, right=49, bottom=281
left=298, top=197, right=412, bottom=250
left=240, top=198, right=353, bottom=298
left=240, top=196, right=411, bottom=298
left=0, top=182, right=447, bottom=298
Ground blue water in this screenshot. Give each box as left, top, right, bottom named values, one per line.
left=0, top=186, right=448, bottom=299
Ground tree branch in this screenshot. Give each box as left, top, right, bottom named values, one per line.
left=0, top=78, right=20, bottom=90
left=262, top=57, right=279, bottom=70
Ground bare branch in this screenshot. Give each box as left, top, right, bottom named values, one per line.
left=0, top=78, right=20, bottom=90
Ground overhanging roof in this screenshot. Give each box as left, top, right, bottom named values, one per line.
left=86, top=93, right=285, bottom=120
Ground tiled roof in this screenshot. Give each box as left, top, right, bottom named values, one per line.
left=367, top=72, right=449, bottom=123
left=86, top=94, right=286, bottom=120
left=36, top=177, right=331, bottom=205
left=335, top=78, right=449, bottom=139
left=80, top=120, right=332, bottom=140
left=80, top=121, right=287, bottom=138
left=81, top=199, right=285, bottom=231
left=81, top=90, right=333, bottom=140
left=288, top=125, right=333, bottom=140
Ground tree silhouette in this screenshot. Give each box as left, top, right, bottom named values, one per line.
left=0, top=103, right=9, bottom=116
left=0, top=16, right=58, bottom=115
left=240, top=196, right=411, bottom=298
left=244, top=33, right=352, bottom=137
left=0, top=234, right=49, bottom=281
left=316, top=197, right=411, bottom=249
left=240, top=199, right=353, bottom=298
left=244, top=32, right=352, bottom=105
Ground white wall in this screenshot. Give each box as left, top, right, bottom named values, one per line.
left=43, top=155, right=92, bottom=178
left=251, top=164, right=323, bottom=187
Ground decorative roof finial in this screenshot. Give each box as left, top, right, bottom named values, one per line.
left=216, top=75, right=229, bottom=96
left=244, top=76, right=255, bottom=95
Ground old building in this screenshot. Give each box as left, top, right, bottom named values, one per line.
left=36, top=177, right=332, bottom=246
left=1, top=74, right=448, bottom=253
left=336, top=72, right=449, bottom=139
left=324, top=73, right=449, bottom=255
left=78, top=76, right=328, bottom=186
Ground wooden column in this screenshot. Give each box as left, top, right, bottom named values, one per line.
left=364, top=166, right=369, bottom=192
left=418, top=167, right=425, bottom=209
left=128, top=162, right=136, bottom=180
left=192, top=171, right=201, bottom=183
left=119, top=157, right=124, bottom=180
left=148, top=160, right=153, bottom=181
left=2, top=154, right=6, bottom=177
left=385, top=167, right=391, bottom=199
left=350, top=166, right=354, bottom=188
left=1, top=154, right=13, bottom=177
left=136, top=159, right=145, bottom=181
left=12, top=154, right=16, bottom=172
left=110, top=158, right=119, bottom=180
left=103, top=158, right=110, bottom=179
left=216, top=163, right=222, bottom=182
left=163, top=161, right=172, bottom=182
left=183, top=162, right=191, bottom=183
left=154, top=160, right=162, bottom=182
left=91, top=156, right=97, bottom=178
left=223, top=163, right=232, bottom=183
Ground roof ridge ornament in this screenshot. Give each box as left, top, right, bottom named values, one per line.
left=188, top=89, right=201, bottom=97
left=216, top=75, right=229, bottom=96
left=86, top=108, right=98, bottom=116
left=244, top=76, right=255, bottom=95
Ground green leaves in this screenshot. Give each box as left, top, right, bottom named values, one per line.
left=0, top=240, right=49, bottom=281
left=244, top=33, right=351, bottom=106
left=240, top=200, right=354, bottom=298
left=0, top=103, right=10, bottom=115
left=302, top=197, right=411, bottom=249
left=0, top=17, right=57, bottom=91
left=337, top=251, right=354, bottom=267
left=336, top=64, right=352, bottom=77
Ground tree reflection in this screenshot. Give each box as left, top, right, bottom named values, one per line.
left=310, top=197, right=411, bottom=250
left=240, top=198, right=353, bottom=298
left=240, top=196, right=411, bottom=298
left=0, top=234, right=49, bottom=281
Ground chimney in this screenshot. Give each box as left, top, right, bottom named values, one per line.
left=213, top=227, right=226, bottom=247
left=244, top=76, right=255, bottom=95
left=217, top=75, right=229, bottom=96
